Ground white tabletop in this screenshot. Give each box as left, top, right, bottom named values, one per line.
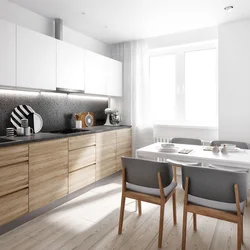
left=136, top=143, right=250, bottom=169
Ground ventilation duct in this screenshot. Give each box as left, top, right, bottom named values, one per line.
left=55, top=18, right=63, bottom=40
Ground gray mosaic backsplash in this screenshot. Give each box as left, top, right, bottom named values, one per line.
left=0, top=92, right=108, bottom=136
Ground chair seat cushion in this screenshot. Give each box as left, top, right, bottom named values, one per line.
left=188, top=194, right=245, bottom=214
left=209, top=164, right=249, bottom=173
left=167, top=159, right=201, bottom=167
left=127, top=182, right=177, bottom=197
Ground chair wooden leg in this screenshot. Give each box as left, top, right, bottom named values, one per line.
left=138, top=200, right=142, bottom=216
left=237, top=220, right=243, bottom=250
left=241, top=216, right=244, bottom=244
left=158, top=203, right=165, bottom=248
left=172, top=192, right=177, bottom=225
left=118, top=195, right=126, bottom=234
left=193, top=213, right=197, bottom=231
left=182, top=207, right=188, bottom=250
left=173, top=166, right=177, bottom=182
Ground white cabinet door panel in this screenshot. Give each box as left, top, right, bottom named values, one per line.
left=0, top=19, right=16, bottom=87
left=107, top=59, right=122, bottom=97
left=57, top=41, right=85, bottom=91
left=85, top=50, right=107, bottom=95
left=17, top=26, right=56, bottom=90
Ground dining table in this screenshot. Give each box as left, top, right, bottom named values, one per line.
left=136, top=142, right=250, bottom=169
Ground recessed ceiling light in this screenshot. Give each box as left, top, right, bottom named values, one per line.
left=105, top=25, right=108, bottom=28
left=224, top=6, right=234, bottom=12
left=81, top=12, right=86, bottom=15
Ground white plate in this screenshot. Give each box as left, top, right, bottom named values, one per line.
left=157, top=146, right=178, bottom=153
left=33, top=113, right=43, bottom=133
left=161, top=143, right=175, bottom=149
left=219, top=147, right=240, bottom=152
left=10, top=105, right=35, bottom=129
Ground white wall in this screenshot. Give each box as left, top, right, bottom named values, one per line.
left=63, top=26, right=109, bottom=56
left=0, top=0, right=53, bottom=36
left=0, top=0, right=109, bottom=56
left=218, top=19, right=250, bottom=143
left=146, top=26, right=218, bottom=49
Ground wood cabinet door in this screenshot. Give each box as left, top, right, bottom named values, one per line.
left=0, top=162, right=28, bottom=197
left=17, top=26, right=56, bottom=90
left=57, top=40, right=85, bottom=91
left=96, top=131, right=116, bottom=180
left=29, top=139, right=68, bottom=211
left=0, top=189, right=28, bottom=226
left=0, top=145, right=28, bottom=168
left=0, top=19, right=16, bottom=87
left=69, top=145, right=96, bottom=172
left=69, top=164, right=96, bottom=193
left=116, top=128, right=132, bottom=170
left=69, top=134, right=96, bottom=151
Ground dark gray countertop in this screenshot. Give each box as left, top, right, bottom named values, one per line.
left=0, top=125, right=132, bottom=148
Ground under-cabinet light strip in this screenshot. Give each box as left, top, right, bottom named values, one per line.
left=68, top=94, right=108, bottom=101
left=40, top=92, right=68, bottom=97
left=0, top=89, right=39, bottom=96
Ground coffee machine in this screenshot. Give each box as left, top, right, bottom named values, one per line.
left=104, top=108, right=121, bottom=126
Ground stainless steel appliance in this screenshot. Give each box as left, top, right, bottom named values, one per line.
left=104, top=108, right=121, bottom=126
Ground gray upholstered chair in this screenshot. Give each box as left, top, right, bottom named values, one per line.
left=181, top=165, right=248, bottom=250
left=170, top=137, right=203, bottom=146
left=209, top=140, right=249, bottom=206
left=168, top=137, right=203, bottom=181
left=118, top=157, right=177, bottom=248
left=210, top=140, right=248, bottom=149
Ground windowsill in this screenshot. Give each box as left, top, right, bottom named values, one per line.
left=153, top=123, right=218, bottom=130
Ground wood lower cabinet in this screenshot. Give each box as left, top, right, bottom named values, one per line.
left=69, top=145, right=95, bottom=172
left=29, top=139, right=68, bottom=212
left=0, top=189, right=28, bottom=226
left=96, top=131, right=117, bottom=181
left=116, top=128, right=132, bottom=170
left=0, top=144, right=29, bottom=226
left=0, top=162, right=28, bottom=197
left=0, top=128, right=132, bottom=227
left=69, top=133, right=95, bottom=151
left=69, top=164, right=96, bottom=193
left=0, top=144, right=28, bottom=168
left=68, top=134, right=96, bottom=193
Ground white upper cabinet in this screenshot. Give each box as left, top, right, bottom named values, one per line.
left=56, top=40, right=85, bottom=91
left=85, top=50, right=107, bottom=95
left=107, top=58, right=122, bottom=97
left=0, top=19, right=16, bottom=87
left=85, top=50, right=122, bottom=96
left=17, top=26, right=56, bottom=90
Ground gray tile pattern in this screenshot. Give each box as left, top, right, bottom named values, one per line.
left=0, top=93, right=108, bottom=136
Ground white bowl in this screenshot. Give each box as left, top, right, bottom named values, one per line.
left=222, top=144, right=236, bottom=149
left=161, top=143, right=175, bottom=149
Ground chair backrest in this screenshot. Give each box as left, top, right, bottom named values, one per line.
left=210, top=140, right=248, bottom=149
left=121, top=157, right=173, bottom=189
left=181, top=165, right=248, bottom=203
left=170, top=137, right=203, bottom=146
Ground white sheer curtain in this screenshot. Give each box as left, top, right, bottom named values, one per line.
left=110, top=40, right=153, bottom=154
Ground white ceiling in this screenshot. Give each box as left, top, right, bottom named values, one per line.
left=10, top=0, right=250, bottom=44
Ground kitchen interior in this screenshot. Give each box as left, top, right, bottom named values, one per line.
left=1, top=0, right=250, bottom=249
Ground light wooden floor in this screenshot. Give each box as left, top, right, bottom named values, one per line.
left=0, top=174, right=250, bottom=250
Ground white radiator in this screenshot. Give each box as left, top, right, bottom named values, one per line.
left=154, top=137, right=169, bottom=143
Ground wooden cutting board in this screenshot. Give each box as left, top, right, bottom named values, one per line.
left=80, top=112, right=94, bottom=127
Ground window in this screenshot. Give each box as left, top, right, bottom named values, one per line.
left=150, top=54, right=176, bottom=121
left=149, top=42, right=217, bottom=127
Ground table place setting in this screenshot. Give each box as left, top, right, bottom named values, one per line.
left=157, top=143, right=194, bottom=154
